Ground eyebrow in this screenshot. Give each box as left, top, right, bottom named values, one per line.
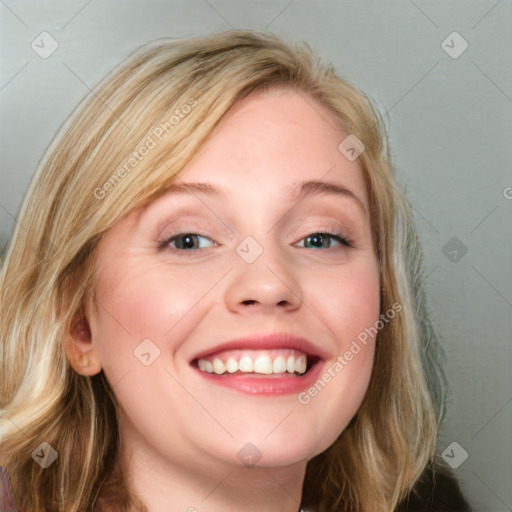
left=290, top=180, right=367, bottom=216
left=163, top=180, right=367, bottom=216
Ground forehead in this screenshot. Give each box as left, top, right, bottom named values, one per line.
left=172, top=87, right=369, bottom=207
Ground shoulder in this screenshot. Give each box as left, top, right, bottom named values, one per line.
left=395, top=461, right=472, bottom=512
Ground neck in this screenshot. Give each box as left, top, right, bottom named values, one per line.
left=119, top=447, right=306, bottom=512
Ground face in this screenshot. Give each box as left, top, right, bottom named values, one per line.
left=77, top=87, right=380, bottom=474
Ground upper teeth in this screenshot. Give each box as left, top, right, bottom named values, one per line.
left=198, top=353, right=308, bottom=375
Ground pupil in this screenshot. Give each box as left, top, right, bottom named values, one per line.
left=179, top=234, right=196, bottom=249
left=308, top=234, right=325, bottom=248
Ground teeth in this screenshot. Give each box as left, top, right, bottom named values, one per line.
left=213, top=358, right=225, bottom=375
left=254, top=355, right=273, bottom=374
left=197, top=352, right=309, bottom=376
left=273, top=356, right=286, bottom=373
left=295, top=355, right=307, bottom=374
left=226, top=357, right=239, bottom=373
left=198, top=359, right=213, bottom=373
left=239, top=356, right=254, bottom=372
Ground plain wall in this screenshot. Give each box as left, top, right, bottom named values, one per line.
left=1, top=2, right=511, bottom=510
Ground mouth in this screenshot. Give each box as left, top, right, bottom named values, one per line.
left=189, top=333, right=326, bottom=395
left=192, top=349, right=320, bottom=377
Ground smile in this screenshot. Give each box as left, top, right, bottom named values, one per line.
left=189, top=333, right=328, bottom=395
left=196, top=349, right=309, bottom=376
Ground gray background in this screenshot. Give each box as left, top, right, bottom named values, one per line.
left=1, top=1, right=511, bottom=510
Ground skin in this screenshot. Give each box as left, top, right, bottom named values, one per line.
left=66, top=87, right=381, bottom=512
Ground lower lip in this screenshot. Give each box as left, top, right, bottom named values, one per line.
left=192, top=360, right=325, bottom=395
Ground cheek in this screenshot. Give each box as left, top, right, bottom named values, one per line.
left=314, top=258, right=381, bottom=343
left=296, top=260, right=380, bottom=450
left=90, top=259, right=215, bottom=375
left=311, top=260, right=379, bottom=365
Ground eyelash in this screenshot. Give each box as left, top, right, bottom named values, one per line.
left=158, top=230, right=354, bottom=252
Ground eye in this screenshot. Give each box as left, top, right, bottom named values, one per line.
left=158, top=231, right=352, bottom=252
left=159, top=232, right=216, bottom=251
left=296, top=232, right=353, bottom=249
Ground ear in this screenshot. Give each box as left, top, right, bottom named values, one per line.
left=65, top=311, right=102, bottom=376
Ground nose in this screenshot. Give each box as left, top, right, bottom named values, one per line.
left=224, top=242, right=303, bottom=315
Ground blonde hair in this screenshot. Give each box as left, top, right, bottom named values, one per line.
left=0, top=30, right=447, bottom=511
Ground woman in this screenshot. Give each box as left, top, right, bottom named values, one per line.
left=0, top=30, right=470, bottom=511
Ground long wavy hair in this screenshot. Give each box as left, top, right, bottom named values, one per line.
left=0, top=30, right=447, bottom=511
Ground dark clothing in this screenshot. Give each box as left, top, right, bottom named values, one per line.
left=395, top=463, right=472, bottom=511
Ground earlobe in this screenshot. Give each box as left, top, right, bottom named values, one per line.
left=65, top=314, right=102, bottom=376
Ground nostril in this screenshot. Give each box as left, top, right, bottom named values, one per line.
left=242, top=300, right=257, bottom=305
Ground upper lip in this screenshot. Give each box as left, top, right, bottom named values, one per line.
left=190, top=332, right=329, bottom=362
